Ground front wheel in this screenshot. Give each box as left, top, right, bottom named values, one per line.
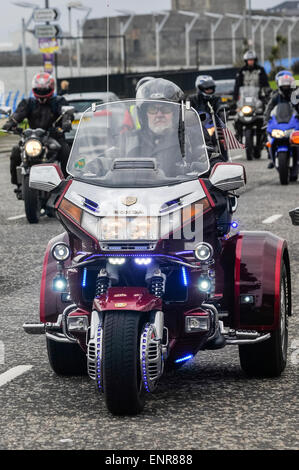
left=23, top=174, right=41, bottom=223
left=277, top=151, right=290, bottom=185
left=102, top=311, right=146, bottom=415
left=239, top=264, right=289, bottom=377
left=245, top=128, right=254, bottom=160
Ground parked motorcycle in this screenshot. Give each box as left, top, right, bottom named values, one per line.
left=235, top=86, right=265, bottom=160
left=1, top=106, right=74, bottom=223
left=267, top=101, right=299, bottom=185
left=23, top=99, right=292, bottom=415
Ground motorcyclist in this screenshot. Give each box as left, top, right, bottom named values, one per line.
left=129, top=78, right=225, bottom=176
left=234, top=50, right=271, bottom=144
left=233, top=50, right=270, bottom=102
left=264, top=70, right=295, bottom=170
left=189, top=75, right=226, bottom=123
left=2, top=72, right=72, bottom=195
left=264, top=74, right=298, bottom=172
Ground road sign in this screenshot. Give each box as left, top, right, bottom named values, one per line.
left=39, top=38, right=59, bottom=54
left=33, top=8, right=60, bottom=23
left=35, top=24, right=61, bottom=39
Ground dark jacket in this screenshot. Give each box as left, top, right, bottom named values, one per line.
left=234, top=64, right=270, bottom=101
left=264, top=90, right=298, bottom=123
left=4, top=96, right=72, bottom=136
left=189, top=93, right=224, bottom=120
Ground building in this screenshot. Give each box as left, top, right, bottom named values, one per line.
left=81, top=0, right=298, bottom=71
left=267, top=1, right=299, bottom=14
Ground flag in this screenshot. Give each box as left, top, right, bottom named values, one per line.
left=217, top=126, right=245, bottom=150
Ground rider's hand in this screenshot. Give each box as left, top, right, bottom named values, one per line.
left=2, top=121, right=15, bottom=131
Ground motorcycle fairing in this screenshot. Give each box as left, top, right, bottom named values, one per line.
left=230, top=231, right=290, bottom=331
left=93, top=287, right=162, bottom=312
left=267, top=113, right=299, bottom=134
left=40, top=232, right=71, bottom=323
left=60, top=178, right=207, bottom=218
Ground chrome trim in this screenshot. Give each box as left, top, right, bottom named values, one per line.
left=61, top=304, right=79, bottom=343
left=46, top=332, right=74, bottom=343
left=225, top=334, right=271, bottom=345
left=202, top=302, right=220, bottom=341
left=23, top=323, right=46, bottom=335
left=219, top=323, right=271, bottom=345
left=70, top=255, right=202, bottom=270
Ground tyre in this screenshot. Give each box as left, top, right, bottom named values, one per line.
left=47, top=336, right=87, bottom=376
left=239, top=264, right=288, bottom=377
left=277, top=151, right=290, bottom=185
left=102, top=311, right=145, bottom=415
left=23, top=175, right=41, bottom=223
left=245, top=128, right=254, bottom=160
left=254, top=147, right=261, bottom=159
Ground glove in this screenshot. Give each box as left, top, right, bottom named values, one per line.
left=2, top=120, right=15, bottom=131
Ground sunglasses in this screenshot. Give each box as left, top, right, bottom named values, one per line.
left=146, top=104, right=173, bottom=115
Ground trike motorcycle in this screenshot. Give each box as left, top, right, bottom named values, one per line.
left=23, top=99, right=292, bottom=415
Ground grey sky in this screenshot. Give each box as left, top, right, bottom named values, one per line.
left=0, top=0, right=283, bottom=43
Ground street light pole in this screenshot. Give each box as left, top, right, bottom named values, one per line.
left=13, top=2, right=39, bottom=97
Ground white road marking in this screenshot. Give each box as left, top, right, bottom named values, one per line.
left=7, top=214, right=26, bottom=221
left=0, top=365, right=33, bottom=387
left=230, top=155, right=242, bottom=161
left=262, top=214, right=283, bottom=224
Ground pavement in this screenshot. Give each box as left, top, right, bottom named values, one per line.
left=0, top=142, right=298, bottom=450
left=0, top=134, right=18, bottom=153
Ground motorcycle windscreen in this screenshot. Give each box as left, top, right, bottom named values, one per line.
left=66, top=99, right=210, bottom=188
left=272, top=102, right=294, bottom=124
left=238, top=86, right=260, bottom=106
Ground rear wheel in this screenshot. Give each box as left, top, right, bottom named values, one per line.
left=102, top=311, right=145, bottom=415
left=245, top=128, right=254, bottom=160
left=47, top=337, right=87, bottom=376
left=239, top=264, right=288, bottom=377
left=23, top=175, right=41, bottom=223
left=278, top=151, right=290, bottom=185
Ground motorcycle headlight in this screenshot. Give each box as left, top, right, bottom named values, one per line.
left=272, top=129, right=285, bottom=138
left=99, top=217, right=159, bottom=241
left=241, top=106, right=253, bottom=115
left=25, top=139, right=43, bottom=157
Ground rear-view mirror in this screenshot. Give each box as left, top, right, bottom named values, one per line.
left=209, top=162, right=246, bottom=192
left=29, top=164, right=64, bottom=192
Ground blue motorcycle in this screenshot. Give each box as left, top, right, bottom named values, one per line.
left=267, top=102, right=299, bottom=185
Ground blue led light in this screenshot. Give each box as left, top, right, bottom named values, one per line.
left=231, top=221, right=239, bottom=229
left=82, top=268, right=87, bottom=287
left=175, top=354, right=193, bottom=364
left=182, top=267, right=188, bottom=286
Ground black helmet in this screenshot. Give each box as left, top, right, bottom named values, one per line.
left=136, top=78, right=184, bottom=102
left=195, top=75, right=216, bottom=99
left=135, top=76, right=154, bottom=93
left=136, top=78, right=184, bottom=129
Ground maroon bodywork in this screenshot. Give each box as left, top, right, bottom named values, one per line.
left=39, top=177, right=291, bottom=361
